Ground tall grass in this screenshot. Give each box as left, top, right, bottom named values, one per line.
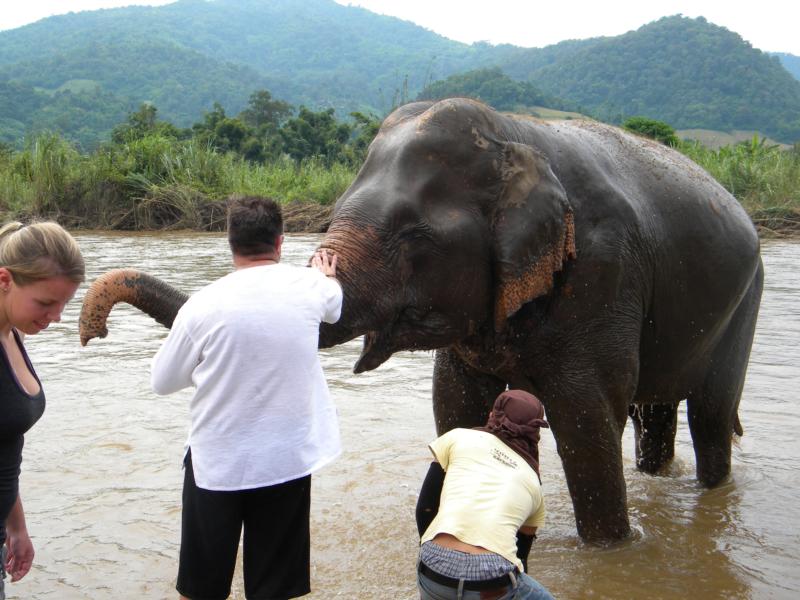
left=1, top=131, right=798, bottom=234
left=0, top=133, right=359, bottom=229
left=678, top=137, right=800, bottom=233
left=221, top=156, right=356, bottom=204
left=0, top=133, right=82, bottom=215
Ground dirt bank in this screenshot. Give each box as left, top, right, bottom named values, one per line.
left=282, top=200, right=335, bottom=233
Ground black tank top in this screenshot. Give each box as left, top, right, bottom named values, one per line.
left=0, top=329, right=45, bottom=544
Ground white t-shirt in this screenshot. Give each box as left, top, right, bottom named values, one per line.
left=151, top=263, right=343, bottom=491
left=421, top=428, right=546, bottom=571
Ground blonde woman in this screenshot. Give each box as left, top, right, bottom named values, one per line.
left=0, top=222, right=84, bottom=599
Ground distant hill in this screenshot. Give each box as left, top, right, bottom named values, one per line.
left=416, top=67, right=581, bottom=114
left=500, top=16, right=800, bottom=143
left=0, top=0, right=799, bottom=148
left=776, top=53, right=800, bottom=81
left=0, top=37, right=282, bottom=140
left=0, top=78, right=136, bottom=149
left=0, top=0, right=486, bottom=121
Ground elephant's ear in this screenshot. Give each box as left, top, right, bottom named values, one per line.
left=492, top=142, right=576, bottom=331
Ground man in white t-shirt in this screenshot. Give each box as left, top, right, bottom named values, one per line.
left=151, top=196, right=342, bottom=600
left=415, top=390, right=555, bottom=600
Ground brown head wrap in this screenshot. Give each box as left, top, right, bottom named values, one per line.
left=475, top=389, right=549, bottom=480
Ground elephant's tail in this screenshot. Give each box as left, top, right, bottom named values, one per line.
left=734, top=413, right=743, bottom=436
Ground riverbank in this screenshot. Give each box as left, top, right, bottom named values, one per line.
left=2, top=199, right=797, bottom=237
left=2, top=130, right=798, bottom=237
left=1, top=133, right=798, bottom=237
left=278, top=203, right=800, bottom=238
left=749, top=212, right=800, bottom=237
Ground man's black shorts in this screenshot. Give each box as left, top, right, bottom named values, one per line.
left=177, top=450, right=311, bottom=600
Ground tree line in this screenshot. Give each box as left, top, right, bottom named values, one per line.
left=111, top=89, right=380, bottom=167
left=0, top=89, right=381, bottom=230
left=0, top=90, right=798, bottom=235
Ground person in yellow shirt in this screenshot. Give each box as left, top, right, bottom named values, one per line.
left=415, top=389, right=555, bottom=600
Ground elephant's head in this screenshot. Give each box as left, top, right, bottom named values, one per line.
left=319, top=98, right=576, bottom=372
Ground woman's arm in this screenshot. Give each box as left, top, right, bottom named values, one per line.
left=4, top=494, right=34, bottom=581
left=415, top=461, right=445, bottom=537
left=516, top=526, right=537, bottom=572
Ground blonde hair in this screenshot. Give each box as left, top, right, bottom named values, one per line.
left=0, top=221, right=85, bottom=285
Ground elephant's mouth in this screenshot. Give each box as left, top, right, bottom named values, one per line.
left=353, top=309, right=463, bottom=373
left=354, top=329, right=394, bottom=373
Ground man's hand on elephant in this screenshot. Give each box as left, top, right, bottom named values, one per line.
left=312, top=249, right=338, bottom=277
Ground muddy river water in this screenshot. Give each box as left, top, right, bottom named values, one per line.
left=8, top=233, right=799, bottom=599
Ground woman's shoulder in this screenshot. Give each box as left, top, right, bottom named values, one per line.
left=440, top=428, right=496, bottom=447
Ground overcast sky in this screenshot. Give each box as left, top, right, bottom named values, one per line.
left=1, top=1, right=798, bottom=55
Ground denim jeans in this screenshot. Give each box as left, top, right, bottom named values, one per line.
left=418, top=569, right=555, bottom=600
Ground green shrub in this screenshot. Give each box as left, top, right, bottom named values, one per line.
left=623, top=116, right=680, bottom=146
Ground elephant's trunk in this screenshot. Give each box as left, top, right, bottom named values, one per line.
left=317, top=218, right=398, bottom=349
left=79, top=268, right=189, bottom=346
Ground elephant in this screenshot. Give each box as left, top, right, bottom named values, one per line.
left=79, top=98, right=763, bottom=543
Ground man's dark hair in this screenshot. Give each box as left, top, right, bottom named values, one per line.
left=227, top=196, right=284, bottom=256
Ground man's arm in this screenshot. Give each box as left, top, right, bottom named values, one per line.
left=151, top=315, right=199, bottom=395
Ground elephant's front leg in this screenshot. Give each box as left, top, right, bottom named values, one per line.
left=546, top=401, right=630, bottom=542
left=546, top=390, right=631, bottom=542
left=432, top=347, right=506, bottom=434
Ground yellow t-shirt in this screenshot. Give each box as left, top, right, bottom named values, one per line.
left=420, top=428, right=545, bottom=571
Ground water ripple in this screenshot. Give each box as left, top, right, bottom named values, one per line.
left=9, top=234, right=799, bottom=599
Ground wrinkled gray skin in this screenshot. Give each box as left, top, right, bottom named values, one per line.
left=317, top=98, right=763, bottom=542
left=79, top=98, right=763, bottom=543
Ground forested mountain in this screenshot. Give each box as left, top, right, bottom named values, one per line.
left=1, top=39, right=278, bottom=109
left=0, top=79, right=137, bottom=149
left=0, top=0, right=488, bottom=120
left=507, top=16, right=800, bottom=141
left=777, top=53, right=800, bottom=81
left=1, top=0, right=799, bottom=148
left=416, top=67, right=580, bottom=114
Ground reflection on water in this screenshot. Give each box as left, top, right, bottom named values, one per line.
left=11, top=234, right=800, bottom=599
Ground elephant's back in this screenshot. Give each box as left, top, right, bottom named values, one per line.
left=510, top=114, right=761, bottom=331
left=509, top=116, right=757, bottom=252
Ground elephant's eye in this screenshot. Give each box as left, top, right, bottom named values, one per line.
left=396, top=221, right=434, bottom=242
